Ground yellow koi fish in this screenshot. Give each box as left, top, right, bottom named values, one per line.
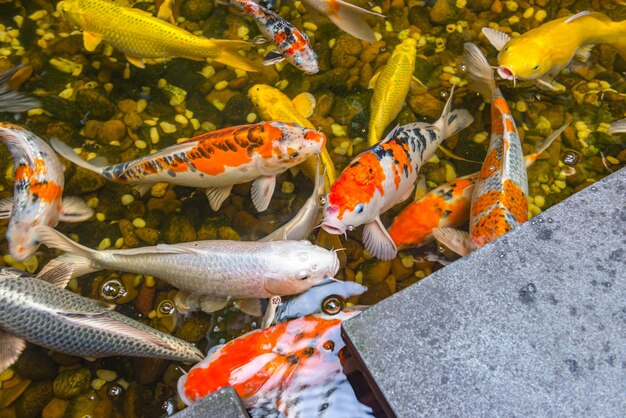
left=57, top=0, right=262, bottom=72
left=367, top=37, right=421, bottom=146
left=483, top=11, right=626, bottom=91
left=248, top=84, right=336, bottom=190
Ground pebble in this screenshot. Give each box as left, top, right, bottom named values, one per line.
left=160, top=121, right=177, bottom=134
left=134, top=139, right=147, bottom=149
left=121, top=194, right=134, bottom=205
left=132, top=218, right=146, bottom=228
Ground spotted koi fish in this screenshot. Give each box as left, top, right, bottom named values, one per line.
left=431, top=43, right=534, bottom=256
left=224, top=0, right=319, bottom=74
left=51, top=122, right=326, bottom=212
left=178, top=310, right=373, bottom=418
left=389, top=126, right=565, bottom=249
left=0, top=124, right=93, bottom=261
left=320, top=87, right=473, bottom=260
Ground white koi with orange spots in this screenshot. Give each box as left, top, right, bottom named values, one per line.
left=51, top=122, right=326, bottom=212
left=0, top=123, right=92, bottom=261
left=321, top=88, right=473, bottom=260
left=432, top=43, right=533, bottom=256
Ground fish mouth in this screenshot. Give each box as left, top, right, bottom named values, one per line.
left=321, top=222, right=345, bottom=236
left=497, top=66, right=515, bottom=80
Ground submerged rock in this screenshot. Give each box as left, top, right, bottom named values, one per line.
left=14, top=380, right=53, bottom=418
left=52, top=368, right=91, bottom=400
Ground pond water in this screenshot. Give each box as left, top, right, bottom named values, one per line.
left=0, top=0, right=624, bottom=416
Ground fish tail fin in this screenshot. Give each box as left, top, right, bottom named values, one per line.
left=50, top=138, right=107, bottom=176
left=462, top=42, right=497, bottom=99
left=0, top=65, right=40, bottom=113
left=210, top=40, right=264, bottom=73
left=608, top=118, right=626, bottom=135
left=327, top=0, right=385, bottom=43
left=34, top=225, right=96, bottom=260
left=433, top=85, right=474, bottom=140
left=38, top=253, right=98, bottom=280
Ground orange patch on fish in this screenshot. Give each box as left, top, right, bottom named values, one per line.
left=472, top=206, right=511, bottom=247
left=328, top=153, right=385, bottom=219
left=14, top=158, right=63, bottom=203
left=470, top=189, right=501, bottom=218
left=502, top=179, right=528, bottom=223
left=389, top=194, right=446, bottom=247
left=478, top=150, right=502, bottom=180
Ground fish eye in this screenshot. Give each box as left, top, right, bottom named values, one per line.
left=355, top=204, right=364, bottom=214
left=318, top=194, right=327, bottom=205
left=533, top=65, right=540, bottom=70
left=296, top=271, right=310, bottom=280
left=322, top=295, right=345, bottom=315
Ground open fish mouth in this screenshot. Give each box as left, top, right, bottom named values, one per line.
left=320, top=222, right=345, bottom=236
left=497, top=66, right=515, bottom=80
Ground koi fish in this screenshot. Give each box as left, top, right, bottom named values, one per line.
left=300, top=0, right=385, bottom=43
left=50, top=121, right=326, bottom=212
left=368, top=37, right=422, bottom=146
left=431, top=43, right=532, bottom=255
left=0, top=124, right=93, bottom=261
left=321, top=87, right=473, bottom=260
left=36, top=225, right=339, bottom=316
left=56, top=0, right=262, bottom=72
left=0, top=264, right=203, bottom=373
left=223, top=0, right=319, bottom=74
left=388, top=128, right=565, bottom=249
left=248, top=84, right=336, bottom=191
left=178, top=310, right=374, bottom=417
left=0, top=65, right=40, bottom=113
left=482, top=11, right=626, bottom=91
left=608, top=118, right=626, bottom=135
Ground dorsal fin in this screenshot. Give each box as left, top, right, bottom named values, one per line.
left=565, top=10, right=591, bottom=24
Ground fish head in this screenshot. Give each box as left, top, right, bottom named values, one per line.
left=57, top=0, right=86, bottom=28
left=321, top=154, right=384, bottom=236
left=8, top=221, right=40, bottom=261
left=264, top=241, right=340, bottom=296
left=292, top=49, right=320, bottom=75
left=248, top=84, right=279, bottom=111
left=268, top=122, right=326, bottom=166
left=496, top=38, right=548, bottom=81
left=395, top=37, right=418, bottom=56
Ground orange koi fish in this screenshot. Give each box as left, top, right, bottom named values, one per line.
left=321, top=88, right=473, bottom=260
left=178, top=310, right=373, bottom=417
left=0, top=124, right=92, bottom=261
left=389, top=130, right=564, bottom=249
left=51, top=122, right=326, bottom=212
left=431, top=43, right=540, bottom=255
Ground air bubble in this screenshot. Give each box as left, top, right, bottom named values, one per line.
left=100, top=279, right=127, bottom=301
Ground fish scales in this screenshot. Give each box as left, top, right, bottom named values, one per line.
left=0, top=271, right=201, bottom=362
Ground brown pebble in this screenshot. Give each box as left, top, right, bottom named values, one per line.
left=135, top=283, right=156, bottom=317
left=96, top=120, right=126, bottom=143
left=118, top=99, right=137, bottom=113
left=228, top=77, right=249, bottom=90
left=123, top=112, right=143, bottom=130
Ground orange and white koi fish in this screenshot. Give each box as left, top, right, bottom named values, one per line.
left=300, top=0, right=385, bottom=43
left=388, top=129, right=564, bottom=249
left=178, top=310, right=373, bottom=417
left=57, top=0, right=262, bottom=72
left=0, top=124, right=93, bottom=261
left=482, top=11, right=626, bottom=91
left=431, top=43, right=535, bottom=255
left=321, top=88, right=473, bottom=260
left=51, top=122, right=326, bottom=212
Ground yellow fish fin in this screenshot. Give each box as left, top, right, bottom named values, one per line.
left=157, top=0, right=175, bottom=23
left=574, top=44, right=595, bottom=62
left=124, top=7, right=155, bottom=17
left=83, top=32, right=102, bottom=52
left=409, top=76, right=428, bottom=94
left=292, top=92, right=316, bottom=118
left=535, top=76, right=565, bottom=92
left=368, top=70, right=381, bottom=89
left=437, top=144, right=481, bottom=164
left=125, top=55, right=146, bottom=68
left=481, top=27, right=510, bottom=51
left=413, top=175, right=428, bottom=202
left=211, top=42, right=263, bottom=72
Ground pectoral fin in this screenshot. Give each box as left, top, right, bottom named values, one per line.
left=133, top=183, right=152, bottom=196
left=125, top=55, right=146, bottom=69
left=432, top=227, right=472, bottom=256
left=535, top=76, right=565, bottom=92
left=38, top=262, right=74, bottom=288
left=234, top=299, right=262, bottom=317
left=410, top=76, right=428, bottom=94
left=83, top=32, right=102, bottom=51
left=574, top=44, right=594, bottom=62
left=59, top=196, right=94, bottom=222
left=205, top=185, right=232, bottom=211
left=368, top=71, right=381, bottom=89
left=251, top=35, right=270, bottom=45
left=0, top=197, right=13, bottom=218
left=251, top=176, right=276, bottom=212
left=263, top=50, right=285, bottom=66
left=362, top=217, right=397, bottom=260
left=199, top=295, right=230, bottom=313
left=481, top=27, right=510, bottom=51
left=292, top=92, right=316, bottom=118
left=0, top=331, right=26, bottom=372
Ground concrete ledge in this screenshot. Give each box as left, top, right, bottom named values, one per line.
left=343, top=168, right=626, bottom=417
left=172, top=387, right=249, bottom=418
